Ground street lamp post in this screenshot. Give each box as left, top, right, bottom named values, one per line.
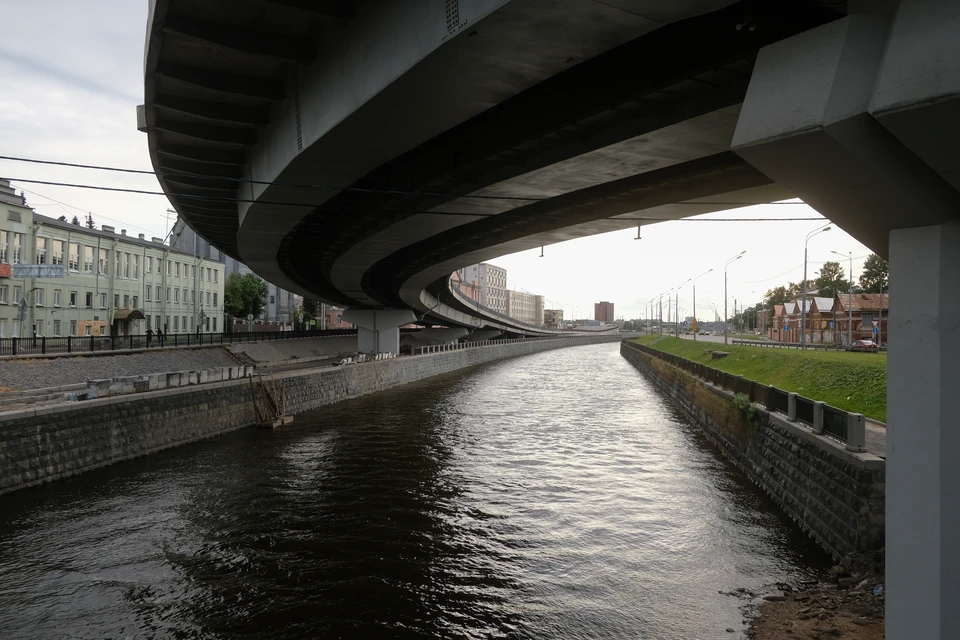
left=674, top=278, right=690, bottom=338
left=691, top=268, right=713, bottom=342
left=724, top=251, right=746, bottom=344
left=831, top=250, right=853, bottom=346
left=801, top=224, right=832, bottom=350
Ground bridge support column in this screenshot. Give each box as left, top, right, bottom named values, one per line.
left=341, top=310, right=416, bottom=355
left=732, top=3, right=960, bottom=637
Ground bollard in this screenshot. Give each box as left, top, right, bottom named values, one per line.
left=846, top=413, right=867, bottom=452
left=812, top=401, right=824, bottom=434
left=787, top=393, right=797, bottom=422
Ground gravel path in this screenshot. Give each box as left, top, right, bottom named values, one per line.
left=0, top=348, right=237, bottom=391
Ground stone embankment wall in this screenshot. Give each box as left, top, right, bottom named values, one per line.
left=0, top=335, right=619, bottom=495
left=620, top=341, right=884, bottom=559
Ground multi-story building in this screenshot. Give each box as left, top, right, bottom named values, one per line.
left=594, top=301, right=615, bottom=323
left=506, top=290, right=544, bottom=326
left=0, top=180, right=224, bottom=338
left=544, top=308, right=564, bottom=329
left=461, top=263, right=507, bottom=314
left=171, top=217, right=299, bottom=325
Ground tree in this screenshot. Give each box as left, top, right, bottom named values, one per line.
left=813, top=261, right=847, bottom=299
left=71, top=216, right=80, bottom=225
left=85, top=213, right=96, bottom=229
left=858, top=253, right=889, bottom=293
left=224, top=273, right=268, bottom=319
left=302, top=298, right=320, bottom=316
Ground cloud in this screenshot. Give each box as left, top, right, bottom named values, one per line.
left=0, top=49, right=139, bottom=103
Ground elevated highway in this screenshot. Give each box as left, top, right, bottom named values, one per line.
left=138, top=2, right=960, bottom=636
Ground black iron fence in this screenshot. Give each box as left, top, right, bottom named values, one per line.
left=0, top=329, right=345, bottom=357
left=622, top=339, right=863, bottom=446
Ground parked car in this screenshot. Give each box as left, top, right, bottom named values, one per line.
left=846, top=339, right=880, bottom=352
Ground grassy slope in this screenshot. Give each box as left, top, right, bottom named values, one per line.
left=635, top=335, right=887, bottom=422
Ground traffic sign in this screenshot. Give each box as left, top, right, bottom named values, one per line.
left=784, top=324, right=790, bottom=332
left=872, top=327, right=879, bottom=335
left=828, top=321, right=834, bottom=329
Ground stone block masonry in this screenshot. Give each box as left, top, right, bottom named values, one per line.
left=0, top=335, right=620, bottom=495
left=620, top=342, right=884, bottom=560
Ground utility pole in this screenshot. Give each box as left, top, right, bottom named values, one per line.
left=801, top=224, right=832, bottom=350
left=724, top=251, right=745, bottom=344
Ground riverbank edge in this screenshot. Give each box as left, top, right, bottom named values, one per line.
left=0, top=335, right=619, bottom=496
left=619, top=341, right=884, bottom=560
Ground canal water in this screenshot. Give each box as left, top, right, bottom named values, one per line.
left=0, top=343, right=828, bottom=639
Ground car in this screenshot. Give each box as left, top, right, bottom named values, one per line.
left=846, top=339, right=880, bottom=352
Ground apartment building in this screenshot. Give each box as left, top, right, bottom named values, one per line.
left=544, top=308, right=564, bottom=329
left=594, top=301, right=615, bottom=323
left=461, top=263, right=507, bottom=313
left=171, top=217, right=299, bottom=325
left=506, top=290, right=545, bottom=326
left=0, top=180, right=224, bottom=338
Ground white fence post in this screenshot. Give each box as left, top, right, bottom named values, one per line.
left=812, top=401, right=824, bottom=434
left=846, top=413, right=866, bottom=452
left=787, top=393, right=797, bottom=422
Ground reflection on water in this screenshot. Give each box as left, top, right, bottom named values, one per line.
left=0, top=343, right=828, bottom=639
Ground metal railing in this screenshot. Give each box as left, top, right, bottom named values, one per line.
left=621, top=340, right=867, bottom=449
left=0, top=329, right=342, bottom=357
left=412, top=336, right=549, bottom=355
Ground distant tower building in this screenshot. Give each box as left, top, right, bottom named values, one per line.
left=594, top=301, right=615, bottom=323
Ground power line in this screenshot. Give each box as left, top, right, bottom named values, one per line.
left=18, top=187, right=165, bottom=237
left=10, top=176, right=826, bottom=224
left=1, top=154, right=816, bottom=209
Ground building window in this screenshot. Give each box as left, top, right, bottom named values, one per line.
left=53, top=319, right=61, bottom=336
left=206, top=268, right=211, bottom=282
left=53, top=289, right=61, bottom=307
left=191, top=290, right=195, bottom=304
left=0, top=230, right=7, bottom=262
left=190, top=316, right=195, bottom=331
left=213, top=270, right=218, bottom=283
left=123, top=253, right=130, bottom=278
left=36, top=238, right=47, bottom=264
left=212, top=317, right=217, bottom=332
left=862, top=313, right=874, bottom=325
left=115, top=251, right=121, bottom=277
left=70, top=291, right=77, bottom=307
left=34, top=289, right=44, bottom=306
left=166, top=260, right=171, bottom=276
left=100, top=293, right=106, bottom=309
left=191, top=265, right=195, bottom=280
left=0, top=285, right=6, bottom=303
left=99, top=248, right=108, bottom=275
left=83, top=246, right=94, bottom=274
left=206, top=291, right=211, bottom=306
left=69, top=242, right=80, bottom=271
left=145, top=287, right=152, bottom=302
left=270, top=295, right=275, bottom=304
left=85, top=292, right=93, bottom=308
left=181, top=315, right=186, bottom=331
left=146, top=315, right=151, bottom=330
left=84, top=325, right=92, bottom=336
left=174, top=316, right=179, bottom=332
left=123, top=295, right=130, bottom=308
left=213, top=292, right=218, bottom=307
left=164, top=315, right=169, bottom=331
left=166, top=287, right=171, bottom=303
left=11, top=233, right=22, bottom=264
left=13, top=286, right=21, bottom=304
left=174, top=289, right=179, bottom=303
left=155, top=285, right=161, bottom=301
left=132, top=295, right=138, bottom=308
left=52, top=239, right=64, bottom=266
left=175, top=262, right=181, bottom=278
left=145, top=256, right=152, bottom=273
left=182, top=288, right=187, bottom=304
left=133, top=254, right=139, bottom=279
left=114, top=294, right=120, bottom=308
left=70, top=320, right=77, bottom=336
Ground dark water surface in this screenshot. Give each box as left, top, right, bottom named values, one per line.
left=0, top=343, right=828, bottom=639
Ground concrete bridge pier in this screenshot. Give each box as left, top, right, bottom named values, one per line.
left=731, top=1, right=960, bottom=637
left=342, top=310, right=416, bottom=355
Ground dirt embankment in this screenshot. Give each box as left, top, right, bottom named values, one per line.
left=749, top=552, right=885, bottom=640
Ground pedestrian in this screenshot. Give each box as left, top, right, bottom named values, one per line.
left=146, top=327, right=154, bottom=346
left=156, top=328, right=164, bottom=346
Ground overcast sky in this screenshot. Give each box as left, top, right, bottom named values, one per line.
left=0, top=1, right=875, bottom=321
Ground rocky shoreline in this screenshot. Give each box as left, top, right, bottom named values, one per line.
left=740, top=552, right=885, bottom=639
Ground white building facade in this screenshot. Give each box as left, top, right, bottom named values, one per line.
left=506, top=290, right=545, bottom=326
left=461, top=263, right=507, bottom=314
left=0, top=180, right=224, bottom=338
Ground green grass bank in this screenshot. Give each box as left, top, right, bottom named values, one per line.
left=634, top=335, right=887, bottom=422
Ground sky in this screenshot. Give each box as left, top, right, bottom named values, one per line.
left=0, top=1, right=875, bottom=322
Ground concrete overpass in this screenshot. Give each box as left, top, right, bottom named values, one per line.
left=138, top=2, right=960, bottom=637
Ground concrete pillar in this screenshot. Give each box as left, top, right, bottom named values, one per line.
left=787, top=393, right=797, bottom=422
left=845, top=413, right=866, bottom=453
left=342, top=309, right=416, bottom=355
left=812, top=401, right=824, bottom=435
left=888, top=221, right=960, bottom=639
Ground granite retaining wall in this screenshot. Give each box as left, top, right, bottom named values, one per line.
left=620, top=341, right=884, bottom=559
left=0, top=335, right=619, bottom=495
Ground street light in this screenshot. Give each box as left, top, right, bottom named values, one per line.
left=691, top=268, right=713, bottom=342
left=801, top=224, right=832, bottom=350
left=724, top=251, right=746, bottom=344
left=673, top=278, right=691, bottom=337
left=831, top=250, right=854, bottom=346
